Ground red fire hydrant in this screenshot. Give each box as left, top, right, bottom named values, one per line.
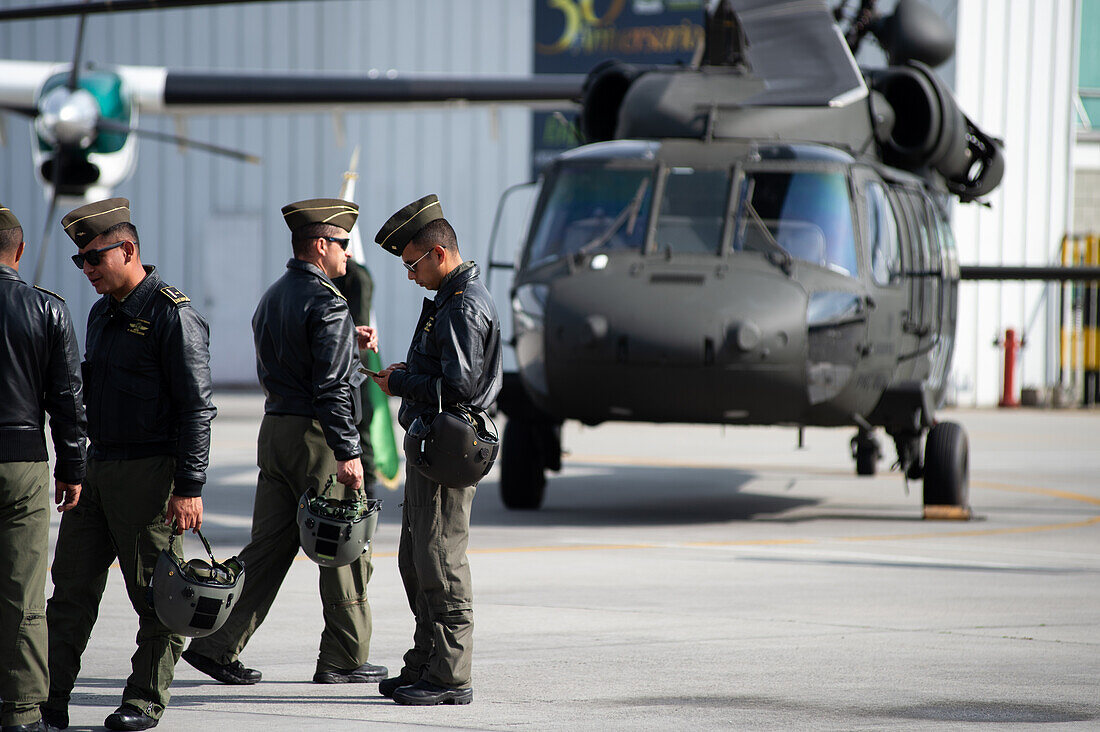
left=998, top=328, right=1020, bottom=407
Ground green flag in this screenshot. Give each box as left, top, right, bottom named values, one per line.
left=364, top=346, right=400, bottom=487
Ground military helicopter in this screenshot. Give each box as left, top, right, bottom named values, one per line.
left=2, top=0, right=1094, bottom=516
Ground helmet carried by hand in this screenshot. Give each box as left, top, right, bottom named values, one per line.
left=150, top=527, right=245, bottom=637
left=297, top=474, right=382, bottom=567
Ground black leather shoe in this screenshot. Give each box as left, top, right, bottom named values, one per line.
left=2, top=719, right=49, bottom=732
left=378, top=674, right=419, bottom=698
left=39, top=706, right=67, bottom=730
left=182, top=649, right=261, bottom=685
left=313, top=661, right=389, bottom=684
left=392, top=679, right=473, bottom=706
left=103, top=706, right=158, bottom=731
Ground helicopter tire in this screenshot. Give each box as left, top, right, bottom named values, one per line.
left=500, top=419, right=547, bottom=510
left=855, top=441, right=877, bottom=476
left=922, top=421, right=969, bottom=508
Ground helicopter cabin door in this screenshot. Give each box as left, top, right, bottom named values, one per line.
left=889, top=185, right=942, bottom=380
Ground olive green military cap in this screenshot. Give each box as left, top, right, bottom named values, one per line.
left=282, top=198, right=359, bottom=234
left=61, top=197, right=131, bottom=246
left=374, top=194, right=444, bottom=256
left=0, top=203, right=20, bottom=232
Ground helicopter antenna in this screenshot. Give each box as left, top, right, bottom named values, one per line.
left=702, top=0, right=750, bottom=69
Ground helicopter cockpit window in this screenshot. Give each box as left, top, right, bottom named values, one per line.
left=736, top=171, right=859, bottom=277
left=654, top=168, right=730, bottom=255
left=865, top=181, right=902, bottom=285
left=525, top=166, right=654, bottom=267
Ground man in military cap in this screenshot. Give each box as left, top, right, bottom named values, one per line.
left=372, top=194, right=502, bottom=706
left=183, top=198, right=388, bottom=688
left=43, top=198, right=216, bottom=731
left=0, top=204, right=85, bottom=732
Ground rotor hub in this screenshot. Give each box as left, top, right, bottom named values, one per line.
left=36, top=86, right=99, bottom=148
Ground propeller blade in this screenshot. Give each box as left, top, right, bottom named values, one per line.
left=0, top=103, right=40, bottom=118
left=68, top=6, right=89, bottom=91
left=33, top=147, right=66, bottom=286
left=95, top=117, right=260, bottom=164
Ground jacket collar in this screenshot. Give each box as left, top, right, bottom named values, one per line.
left=287, top=257, right=338, bottom=288
left=105, top=265, right=160, bottom=319
left=0, top=264, right=23, bottom=283
left=433, top=261, right=477, bottom=306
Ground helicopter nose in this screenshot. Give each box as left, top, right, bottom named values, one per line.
left=539, top=256, right=810, bottom=424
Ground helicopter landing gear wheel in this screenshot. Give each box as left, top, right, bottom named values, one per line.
left=500, top=419, right=547, bottom=510
left=922, top=421, right=970, bottom=513
left=852, top=428, right=881, bottom=476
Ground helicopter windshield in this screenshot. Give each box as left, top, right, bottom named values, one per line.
left=735, top=170, right=858, bottom=276
left=526, top=165, right=654, bottom=267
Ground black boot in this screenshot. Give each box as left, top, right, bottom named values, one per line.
left=103, top=706, right=157, bottom=731
left=392, top=679, right=473, bottom=706
left=182, top=649, right=262, bottom=685
left=313, top=662, right=388, bottom=684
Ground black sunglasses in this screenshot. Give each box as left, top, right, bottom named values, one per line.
left=71, top=240, right=128, bottom=269
left=321, top=236, right=350, bottom=250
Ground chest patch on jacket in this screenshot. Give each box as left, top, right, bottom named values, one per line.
left=126, top=318, right=151, bottom=336
left=159, top=286, right=190, bottom=305
left=422, top=315, right=435, bottom=333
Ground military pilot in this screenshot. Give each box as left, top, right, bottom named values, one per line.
left=183, top=198, right=387, bottom=687
left=372, top=194, right=502, bottom=705
left=0, top=204, right=85, bottom=732
left=43, top=198, right=216, bottom=731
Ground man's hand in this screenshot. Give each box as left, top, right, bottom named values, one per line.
left=54, top=480, right=81, bottom=512
left=166, top=495, right=203, bottom=533
left=372, top=361, right=406, bottom=397
left=355, top=325, right=379, bottom=353
left=336, top=458, right=364, bottom=492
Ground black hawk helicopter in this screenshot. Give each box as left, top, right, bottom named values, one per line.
left=2, top=0, right=1095, bottom=516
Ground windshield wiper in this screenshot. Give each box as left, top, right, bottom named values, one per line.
left=577, top=177, right=650, bottom=257
left=737, top=179, right=793, bottom=276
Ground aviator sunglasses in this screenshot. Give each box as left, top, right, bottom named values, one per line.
left=71, top=240, right=129, bottom=269
left=402, top=247, right=434, bottom=273
left=321, top=236, right=350, bottom=250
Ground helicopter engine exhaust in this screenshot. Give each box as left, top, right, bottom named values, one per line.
left=870, top=62, right=1004, bottom=202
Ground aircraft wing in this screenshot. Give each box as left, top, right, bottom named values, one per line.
left=0, top=59, right=585, bottom=115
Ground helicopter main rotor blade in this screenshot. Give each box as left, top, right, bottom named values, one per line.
left=32, top=147, right=66, bottom=286
left=160, top=71, right=586, bottom=111
left=95, top=117, right=260, bottom=163
left=0, top=0, right=303, bottom=22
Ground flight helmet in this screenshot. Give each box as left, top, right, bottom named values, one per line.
left=151, top=526, right=245, bottom=637
left=297, top=474, right=382, bottom=567
left=403, top=379, right=499, bottom=488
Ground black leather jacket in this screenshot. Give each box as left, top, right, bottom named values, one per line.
left=83, top=266, right=216, bottom=497
left=253, top=259, right=362, bottom=462
left=0, top=265, right=87, bottom=483
left=391, top=262, right=503, bottom=429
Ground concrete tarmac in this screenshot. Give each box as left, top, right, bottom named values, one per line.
left=42, top=394, right=1100, bottom=730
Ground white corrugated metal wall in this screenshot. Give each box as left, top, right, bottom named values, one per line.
left=0, top=0, right=533, bottom=384
left=0, top=0, right=1080, bottom=406
left=951, top=0, right=1078, bottom=405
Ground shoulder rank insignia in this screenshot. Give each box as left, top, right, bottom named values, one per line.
left=126, top=318, right=151, bottom=336
left=320, top=279, right=347, bottom=300
left=159, top=285, right=190, bottom=305
left=33, top=284, right=65, bottom=302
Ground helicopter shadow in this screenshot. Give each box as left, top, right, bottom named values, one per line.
left=471, top=463, right=819, bottom=528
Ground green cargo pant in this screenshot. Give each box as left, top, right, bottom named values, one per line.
left=187, top=415, right=374, bottom=673
left=44, top=456, right=183, bottom=721
left=0, top=461, right=50, bottom=727
left=397, top=465, right=476, bottom=688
